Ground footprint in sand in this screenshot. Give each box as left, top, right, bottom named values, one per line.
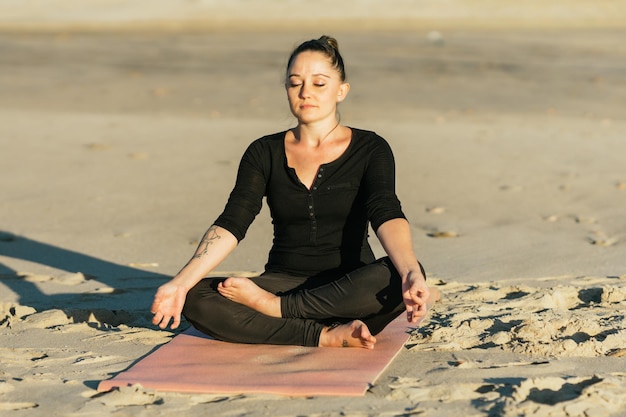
left=386, top=377, right=487, bottom=403
left=3, top=346, right=120, bottom=368
left=425, top=206, right=446, bottom=214
left=570, top=214, right=597, bottom=224
left=0, top=347, right=50, bottom=365
left=1, top=302, right=37, bottom=326
left=85, top=143, right=111, bottom=151
left=4, top=305, right=140, bottom=331
left=72, top=353, right=122, bottom=366
left=495, top=374, right=626, bottom=417
left=409, top=279, right=626, bottom=358
left=95, top=384, right=163, bottom=407
left=499, top=184, right=524, bottom=192
left=66, top=308, right=135, bottom=327
left=564, top=214, right=620, bottom=247
left=426, top=230, right=460, bottom=238
left=601, top=285, right=626, bottom=303
left=543, top=214, right=560, bottom=222
left=82, top=326, right=173, bottom=345
left=0, top=402, right=39, bottom=411
left=587, top=232, right=619, bottom=247
left=20, top=272, right=92, bottom=286
left=0, top=381, right=15, bottom=395
left=22, top=309, right=72, bottom=329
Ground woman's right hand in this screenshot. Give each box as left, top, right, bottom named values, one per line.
left=151, top=281, right=188, bottom=330
left=150, top=225, right=238, bottom=330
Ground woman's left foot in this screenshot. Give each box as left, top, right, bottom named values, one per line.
left=319, top=320, right=376, bottom=349
left=217, top=277, right=281, bottom=317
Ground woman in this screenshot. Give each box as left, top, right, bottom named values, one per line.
left=151, top=35, right=438, bottom=349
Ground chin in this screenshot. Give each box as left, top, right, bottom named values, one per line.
left=292, top=113, right=317, bottom=124
left=295, top=111, right=334, bottom=125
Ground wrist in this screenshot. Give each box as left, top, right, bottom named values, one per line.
left=396, top=261, right=423, bottom=278
left=169, top=273, right=199, bottom=292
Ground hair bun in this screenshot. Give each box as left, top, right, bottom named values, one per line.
left=286, top=35, right=347, bottom=81
left=319, top=35, right=340, bottom=52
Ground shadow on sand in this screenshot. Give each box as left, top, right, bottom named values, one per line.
left=0, top=231, right=171, bottom=327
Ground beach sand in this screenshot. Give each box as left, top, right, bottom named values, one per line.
left=1, top=2, right=625, bottom=416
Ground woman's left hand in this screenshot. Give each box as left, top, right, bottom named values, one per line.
left=402, top=269, right=431, bottom=324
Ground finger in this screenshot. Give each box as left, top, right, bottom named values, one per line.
left=411, top=314, right=423, bottom=324
left=417, top=287, right=431, bottom=303
left=159, top=316, right=171, bottom=329
left=407, top=303, right=427, bottom=321
left=150, top=298, right=161, bottom=314
left=405, top=305, right=415, bottom=322
left=151, top=312, right=163, bottom=326
left=170, top=314, right=181, bottom=330
left=408, top=311, right=424, bottom=323
left=412, top=295, right=425, bottom=307
left=406, top=295, right=424, bottom=310
left=412, top=290, right=428, bottom=307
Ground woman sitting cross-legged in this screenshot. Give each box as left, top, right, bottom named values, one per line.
left=150, top=35, right=440, bottom=349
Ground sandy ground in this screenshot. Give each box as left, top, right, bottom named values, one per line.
left=1, top=3, right=626, bottom=416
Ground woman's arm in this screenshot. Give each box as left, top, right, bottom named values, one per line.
left=150, top=138, right=270, bottom=330
left=375, top=218, right=431, bottom=324
left=151, top=225, right=238, bottom=329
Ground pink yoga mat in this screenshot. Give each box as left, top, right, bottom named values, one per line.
left=98, top=317, right=412, bottom=396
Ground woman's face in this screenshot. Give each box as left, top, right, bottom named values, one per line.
left=285, top=51, right=349, bottom=124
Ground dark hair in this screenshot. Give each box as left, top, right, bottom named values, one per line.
left=286, top=35, right=346, bottom=81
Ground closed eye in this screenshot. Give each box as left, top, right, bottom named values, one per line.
left=288, top=82, right=325, bottom=88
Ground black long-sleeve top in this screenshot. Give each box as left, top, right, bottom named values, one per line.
left=214, top=128, right=406, bottom=277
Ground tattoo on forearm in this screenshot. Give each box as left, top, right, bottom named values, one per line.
left=193, top=225, right=221, bottom=259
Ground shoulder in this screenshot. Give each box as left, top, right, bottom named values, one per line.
left=351, top=127, right=389, bottom=143
left=239, top=131, right=287, bottom=173
left=248, top=130, right=285, bottom=147
left=349, top=127, right=393, bottom=152
left=243, top=131, right=286, bottom=155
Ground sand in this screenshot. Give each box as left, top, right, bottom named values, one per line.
left=1, top=1, right=626, bottom=416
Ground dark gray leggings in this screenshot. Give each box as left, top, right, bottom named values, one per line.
left=182, top=257, right=421, bottom=347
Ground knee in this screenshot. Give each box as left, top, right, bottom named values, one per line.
left=372, top=257, right=400, bottom=286
left=182, top=279, right=259, bottom=343
left=181, top=285, right=202, bottom=321
left=181, top=279, right=224, bottom=332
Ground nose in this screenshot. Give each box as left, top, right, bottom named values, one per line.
left=298, top=82, right=311, bottom=99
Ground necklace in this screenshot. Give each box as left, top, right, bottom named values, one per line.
left=322, top=121, right=341, bottom=144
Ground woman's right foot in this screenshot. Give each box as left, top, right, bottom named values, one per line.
left=217, top=277, right=281, bottom=317
left=319, top=320, right=376, bottom=349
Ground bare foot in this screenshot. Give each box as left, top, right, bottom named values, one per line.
left=319, top=320, right=376, bottom=349
left=217, top=277, right=281, bottom=317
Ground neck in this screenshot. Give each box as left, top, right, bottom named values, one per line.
left=293, top=119, right=341, bottom=147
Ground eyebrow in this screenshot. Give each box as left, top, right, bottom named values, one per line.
left=288, top=73, right=331, bottom=78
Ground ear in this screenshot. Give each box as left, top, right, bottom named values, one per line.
left=336, top=82, right=350, bottom=103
